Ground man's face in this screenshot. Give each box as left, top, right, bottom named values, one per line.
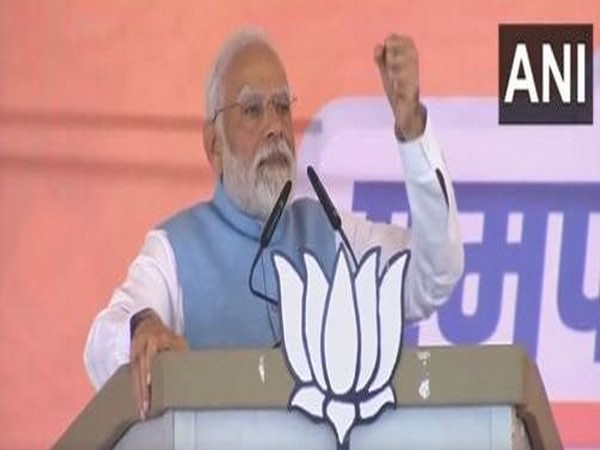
left=216, top=43, right=297, bottom=220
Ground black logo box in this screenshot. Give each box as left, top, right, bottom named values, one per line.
left=499, top=24, right=593, bottom=125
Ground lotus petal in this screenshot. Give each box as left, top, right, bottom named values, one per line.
left=369, top=252, right=408, bottom=392
left=274, top=254, right=312, bottom=383
left=359, top=385, right=395, bottom=420
left=323, top=248, right=359, bottom=396
left=303, top=253, right=329, bottom=391
left=290, top=385, right=325, bottom=419
left=354, top=249, right=379, bottom=391
left=325, top=399, right=355, bottom=445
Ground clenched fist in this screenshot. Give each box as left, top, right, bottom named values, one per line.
left=374, top=34, right=426, bottom=141
left=129, top=309, right=188, bottom=419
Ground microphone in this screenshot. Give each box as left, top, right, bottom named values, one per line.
left=306, top=166, right=358, bottom=268
left=260, top=180, right=292, bottom=248
left=307, top=166, right=341, bottom=229
left=248, top=180, right=292, bottom=307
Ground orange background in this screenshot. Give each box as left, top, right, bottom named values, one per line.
left=0, top=1, right=599, bottom=448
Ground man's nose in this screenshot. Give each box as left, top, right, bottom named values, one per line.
left=263, top=103, right=287, bottom=139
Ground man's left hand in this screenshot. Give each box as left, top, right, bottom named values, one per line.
left=374, top=34, right=425, bottom=141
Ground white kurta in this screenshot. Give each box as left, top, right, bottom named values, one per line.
left=84, top=118, right=464, bottom=390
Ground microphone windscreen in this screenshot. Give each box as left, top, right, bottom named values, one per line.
left=307, top=166, right=341, bottom=230
left=260, top=180, right=292, bottom=247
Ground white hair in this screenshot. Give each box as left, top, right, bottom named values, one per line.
left=204, top=28, right=276, bottom=122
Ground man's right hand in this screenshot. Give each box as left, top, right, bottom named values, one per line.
left=129, top=309, right=188, bottom=419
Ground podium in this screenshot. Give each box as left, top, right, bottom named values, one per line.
left=54, top=345, right=562, bottom=449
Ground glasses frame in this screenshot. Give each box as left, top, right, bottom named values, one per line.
left=210, top=91, right=297, bottom=125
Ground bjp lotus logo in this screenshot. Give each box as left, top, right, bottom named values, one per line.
left=273, top=246, right=410, bottom=449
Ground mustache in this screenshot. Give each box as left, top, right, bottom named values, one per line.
left=254, top=139, right=294, bottom=170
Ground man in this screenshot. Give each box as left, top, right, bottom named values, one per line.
left=84, top=28, right=464, bottom=420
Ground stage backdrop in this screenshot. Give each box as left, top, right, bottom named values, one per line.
left=0, top=1, right=598, bottom=449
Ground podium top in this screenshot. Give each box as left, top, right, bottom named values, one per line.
left=54, top=345, right=562, bottom=450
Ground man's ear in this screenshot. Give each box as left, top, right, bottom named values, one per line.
left=203, top=121, right=223, bottom=175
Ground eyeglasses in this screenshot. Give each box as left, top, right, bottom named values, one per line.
left=210, top=90, right=297, bottom=127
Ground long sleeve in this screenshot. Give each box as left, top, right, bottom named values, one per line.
left=83, top=230, right=183, bottom=390
left=83, top=116, right=463, bottom=390
left=341, top=116, right=464, bottom=321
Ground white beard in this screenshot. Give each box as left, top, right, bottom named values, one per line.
left=221, top=135, right=296, bottom=221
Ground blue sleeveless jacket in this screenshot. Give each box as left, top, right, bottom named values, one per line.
left=161, top=182, right=336, bottom=349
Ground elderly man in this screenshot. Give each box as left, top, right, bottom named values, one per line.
left=84, top=29, right=464, bottom=419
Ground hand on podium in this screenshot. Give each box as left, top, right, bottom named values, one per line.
left=129, top=309, right=188, bottom=419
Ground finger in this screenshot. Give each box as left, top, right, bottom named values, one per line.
left=142, top=339, right=159, bottom=413
left=373, top=44, right=385, bottom=67
left=384, top=34, right=413, bottom=51
left=172, top=335, right=189, bottom=352
left=129, top=337, right=145, bottom=417
left=383, top=54, right=410, bottom=85
left=384, top=41, right=416, bottom=65
left=385, top=51, right=416, bottom=72
left=137, top=340, right=150, bottom=419
left=129, top=351, right=145, bottom=420
left=157, top=332, right=186, bottom=353
left=374, top=44, right=392, bottom=96
left=384, top=50, right=411, bottom=66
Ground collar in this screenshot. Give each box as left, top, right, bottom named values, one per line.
left=210, top=180, right=289, bottom=243
left=211, top=179, right=289, bottom=243
left=210, top=180, right=263, bottom=240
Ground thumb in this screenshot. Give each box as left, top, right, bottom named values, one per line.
left=374, top=44, right=391, bottom=97
left=373, top=44, right=386, bottom=70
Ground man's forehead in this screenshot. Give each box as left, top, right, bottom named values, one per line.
left=223, top=43, right=289, bottom=98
